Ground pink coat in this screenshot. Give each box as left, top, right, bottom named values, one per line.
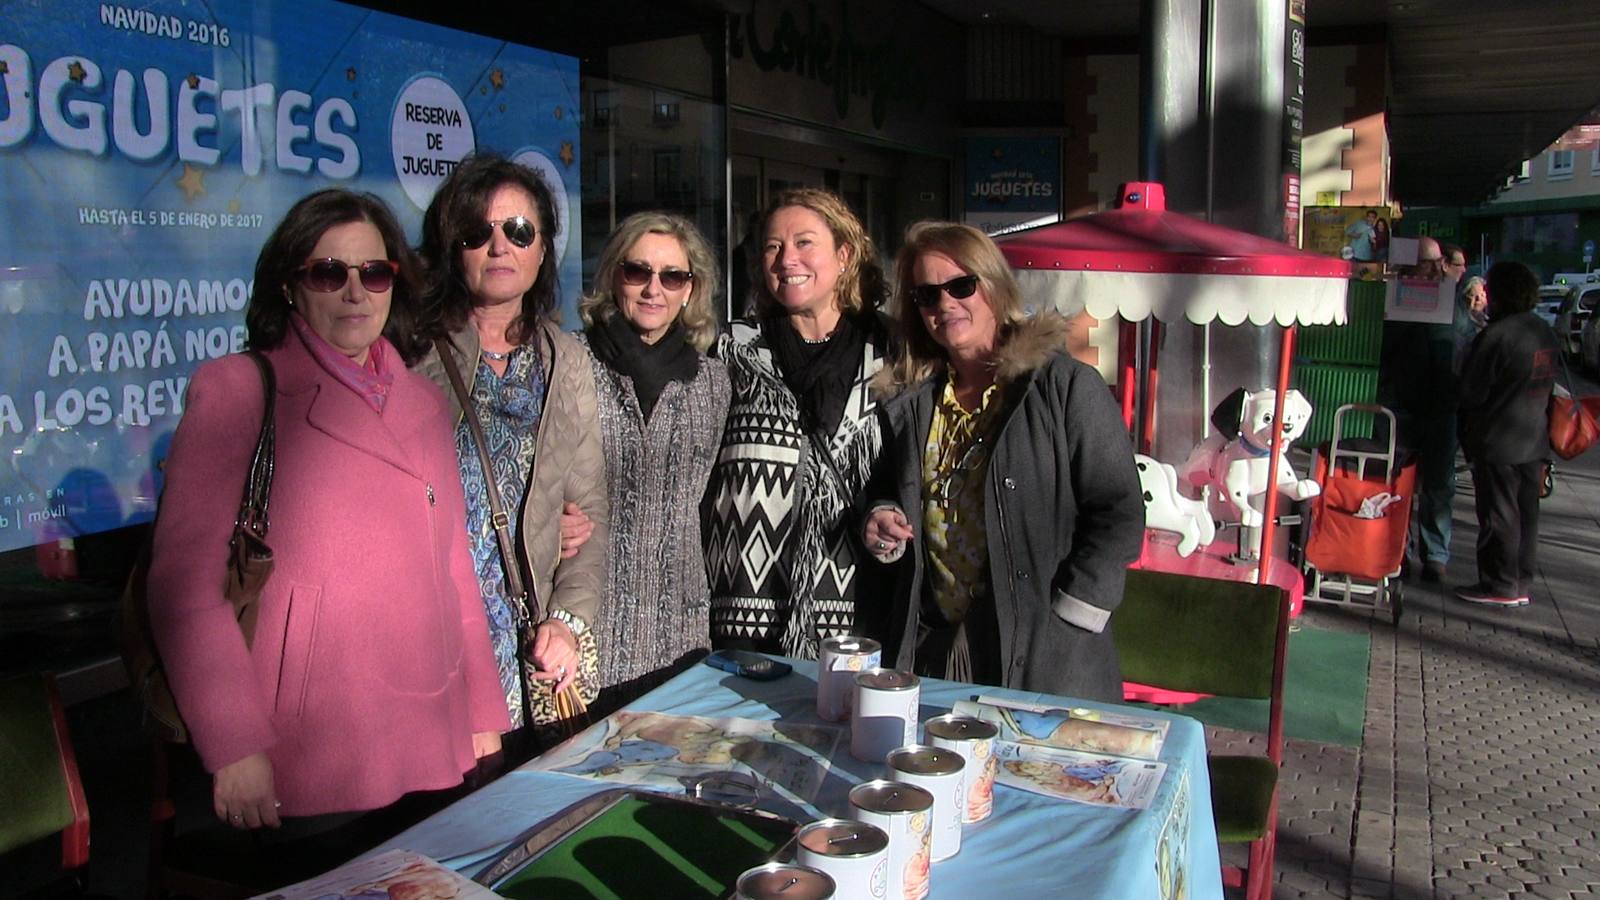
left=147, top=334, right=510, bottom=816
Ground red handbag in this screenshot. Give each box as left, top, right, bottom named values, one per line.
left=1549, top=394, right=1600, bottom=460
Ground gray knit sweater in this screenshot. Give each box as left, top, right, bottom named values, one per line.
left=577, top=334, right=731, bottom=688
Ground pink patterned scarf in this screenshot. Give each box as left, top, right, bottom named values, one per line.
left=289, top=314, right=395, bottom=413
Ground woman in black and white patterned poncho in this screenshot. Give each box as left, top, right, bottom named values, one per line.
left=703, top=188, right=894, bottom=660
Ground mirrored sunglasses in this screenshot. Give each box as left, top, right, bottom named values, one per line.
left=461, top=216, right=537, bottom=250
left=910, top=274, right=980, bottom=308
left=619, top=260, right=694, bottom=292
left=295, top=258, right=399, bottom=293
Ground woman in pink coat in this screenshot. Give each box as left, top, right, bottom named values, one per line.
left=147, top=190, right=509, bottom=847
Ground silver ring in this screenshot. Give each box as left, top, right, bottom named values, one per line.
left=230, top=814, right=242, bottom=822
left=557, top=665, right=567, bottom=678
left=876, top=541, right=888, bottom=550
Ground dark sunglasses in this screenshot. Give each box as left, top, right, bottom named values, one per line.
left=910, top=274, right=980, bottom=308
left=619, top=260, right=695, bottom=292
left=295, top=258, right=400, bottom=293
left=460, top=216, right=537, bottom=250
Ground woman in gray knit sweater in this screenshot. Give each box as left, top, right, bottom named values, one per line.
left=577, top=212, right=731, bottom=712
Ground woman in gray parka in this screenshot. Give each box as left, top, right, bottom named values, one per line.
left=863, top=222, right=1144, bottom=702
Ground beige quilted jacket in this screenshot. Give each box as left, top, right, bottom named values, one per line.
left=415, top=318, right=609, bottom=628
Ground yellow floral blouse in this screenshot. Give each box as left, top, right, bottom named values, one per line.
left=922, top=378, right=1003, bottom=624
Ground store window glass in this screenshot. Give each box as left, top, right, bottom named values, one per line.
left=1500, top=213, right=1579, bottom=255
left=578, top=77, right=727, bottom=319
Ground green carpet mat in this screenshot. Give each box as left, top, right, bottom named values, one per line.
left=1165, top=625, right=1370, bottom=748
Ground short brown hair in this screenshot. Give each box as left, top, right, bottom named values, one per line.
left=1486, top=261, right=1539, bottom=318
left=245, top=189, right=426, bottom=363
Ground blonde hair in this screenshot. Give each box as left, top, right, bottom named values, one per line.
left=751, top=187, right=888, bottom=317
left=885, top=221, right=1027, bottom=386
left=579, top=211, right=720, bottom=352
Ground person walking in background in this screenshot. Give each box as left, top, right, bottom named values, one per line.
left=575, top=212, right=730, bottom=714
left=703, top=188, right=894, bottom=659
left=414, top=153, right=606, bottom=753
left=862, top=222, right=1143, bottom=700
left=1455, top=262, right=1561, bottom=607
left=146, top=189, right=507, bottom=881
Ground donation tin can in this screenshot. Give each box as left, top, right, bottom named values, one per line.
left=818, top=636, right=883, bottom=722
left=885, top=745, right=965, bottom=862
left=735, top=861, right=837, bottom=900
left=795, top=819, right=889, bottom=900
left=923, top=714, right=999, bottom=823
left=848, top=779, right=934, bottom=900
left=851, top=669, right=920, bottom=762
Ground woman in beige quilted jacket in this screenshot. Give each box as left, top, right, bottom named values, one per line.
left=414, top=154, right=607, bottom=759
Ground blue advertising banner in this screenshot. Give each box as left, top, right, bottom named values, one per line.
left=0, top=0, right=581, bottom=553
left=962, top=136, right=1061, bottom=236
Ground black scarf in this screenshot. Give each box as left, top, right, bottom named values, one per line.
left=763, top=312, right=871, bottom=438
left=585, top=313, right=699, bottom=422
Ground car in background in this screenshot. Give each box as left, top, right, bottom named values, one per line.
left=1536, top=285, right=1571, bottom=327
left=1581, top=307, right=1600, bottom=374
left=1554, top=285, right=1600, bottom=361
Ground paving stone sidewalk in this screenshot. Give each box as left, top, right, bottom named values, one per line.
left=1244, top=445, right=1600, bottom=899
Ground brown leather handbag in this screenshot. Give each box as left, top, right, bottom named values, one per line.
left=122, top=351, right=276, bottom=744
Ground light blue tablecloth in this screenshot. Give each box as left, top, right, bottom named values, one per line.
left=374, top=659, right=1224, bottom=899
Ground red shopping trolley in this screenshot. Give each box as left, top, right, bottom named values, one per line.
left=1303, top=404, right=1417, bottom=625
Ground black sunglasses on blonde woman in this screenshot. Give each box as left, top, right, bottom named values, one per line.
left=460, top=216, right=537, bottom=250
left=619, top=260, right=695, bottom=292
left=910, top=274, right=980, bottom=308
left=295, top=259, right=400, bottom=293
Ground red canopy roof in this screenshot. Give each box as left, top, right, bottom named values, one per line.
left=997, top=183, right=1352, bottom=327
left=998, top=183, right=1353, bottom=278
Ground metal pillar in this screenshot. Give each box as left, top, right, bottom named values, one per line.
left=1139, top=0, right=1292, bottom=460
left=1139, top=0, right=1288, bottom=238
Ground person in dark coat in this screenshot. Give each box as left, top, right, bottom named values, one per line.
left=862, top=222, right=1144, bottom=701
left=1455, top=261, right=1561, bottom=607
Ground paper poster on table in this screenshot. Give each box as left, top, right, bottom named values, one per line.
left=992, top=741, right=1166, bottom=810
left=246, top=849, right=497, bottom=900
left=1154, top=768, right=1191, bottom=900
left=0, top=1, right=581, bottom=554
left=530, top=711, right=844, bottom=808
left=1384, top=276, right=1457, bottom=324
left=963, top=136, right=1061, bottom=236
left=955, top=696, right=1168, bottom=759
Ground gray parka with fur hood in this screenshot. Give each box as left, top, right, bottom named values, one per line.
left=868, top=313, right=1143, bottom=701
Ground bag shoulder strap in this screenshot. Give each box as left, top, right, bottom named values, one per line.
left=236, top=349, right=276, bottom=539
left=435, top=338, right=537, bottom=627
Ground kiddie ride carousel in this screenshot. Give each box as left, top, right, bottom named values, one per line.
left=996, top=183, right=1351, bottom=690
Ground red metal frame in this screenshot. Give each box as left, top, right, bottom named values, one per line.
left=1253, top=324, right=1299, bottom=588
left=43, top=675, right=90, bottom=870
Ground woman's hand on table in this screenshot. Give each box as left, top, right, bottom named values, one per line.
left=864, top=507, right=914, bottom=561
left=213, top=752, right=280, bottom=829
left=559, top=502, right=593, bottom=559
left=531, top=617, right=579, bottom=694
